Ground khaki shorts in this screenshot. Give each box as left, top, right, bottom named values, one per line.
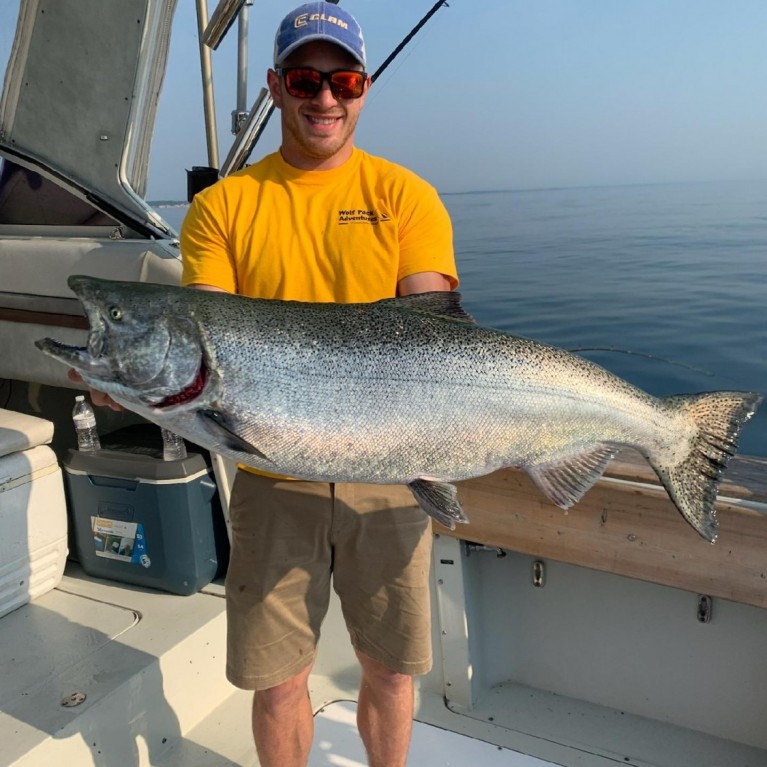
left=225, top=470, right=434, bottom=690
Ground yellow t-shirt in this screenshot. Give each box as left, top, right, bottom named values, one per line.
left=180, top=147, right=458, bottom=477
left=180, top=147, right=458, bottom=301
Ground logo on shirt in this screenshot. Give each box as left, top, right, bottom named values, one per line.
left=338, top=208, right=391, bottom=225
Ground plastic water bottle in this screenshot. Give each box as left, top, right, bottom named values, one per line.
left=161, top=428, right=187, bottom=461
left=72, top=395, right=101, bottom=452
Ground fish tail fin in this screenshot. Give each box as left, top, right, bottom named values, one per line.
left=650, top=391, right=762, bottom=543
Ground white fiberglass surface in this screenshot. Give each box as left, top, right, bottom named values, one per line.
left=310, top=700, right=556, bottom=767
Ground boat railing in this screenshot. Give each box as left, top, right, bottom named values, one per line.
left=437, top=451, right=767, bottom=610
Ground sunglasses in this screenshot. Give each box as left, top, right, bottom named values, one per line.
left=277, top=67, right=368, bottom=100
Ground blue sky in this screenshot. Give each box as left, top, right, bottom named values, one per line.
left=3, top=1, right=767, bottom=198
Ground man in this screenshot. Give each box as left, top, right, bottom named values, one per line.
left=180, top=4, right=458, bottom=766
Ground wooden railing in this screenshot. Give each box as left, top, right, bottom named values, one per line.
left=438, top=450, right=767, bottom=609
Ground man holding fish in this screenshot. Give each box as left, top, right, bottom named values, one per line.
left=180, top=4, right=457, bottom=766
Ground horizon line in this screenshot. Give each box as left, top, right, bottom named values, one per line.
left=148, top=176, right=766, bottom=206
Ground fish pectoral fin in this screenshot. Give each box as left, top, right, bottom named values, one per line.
left=198, top=409, right=271, bottom=462
left=408, top=479, right=469, bottom=530
left=528, top=443, right=619, bottom=509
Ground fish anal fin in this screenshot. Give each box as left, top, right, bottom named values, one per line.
left=408, top=478, right=470, bottom=529
left=198, top=409, right=271, bottom=462
left=528, top=444, right=619, bottom=509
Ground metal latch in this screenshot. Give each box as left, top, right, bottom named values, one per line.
left=464, top=541, right=506, bottom=558
left=697, top=594, right=713, bottom=623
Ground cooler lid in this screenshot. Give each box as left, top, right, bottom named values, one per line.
left=64, top=448, right=210, bottom=483
left=0, top=444, right=59, bottom=492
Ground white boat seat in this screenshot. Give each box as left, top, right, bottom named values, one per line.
left=0, top=408, right=67, bottom=619
left=0, top=407, right=54, bottom=457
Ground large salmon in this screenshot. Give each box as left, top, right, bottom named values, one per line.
left=36, top=276, right=761, bottom=541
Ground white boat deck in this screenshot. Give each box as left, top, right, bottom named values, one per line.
left=0, top=565, right=559, bottom=767
left=160, top=695, right=554, bottom=767
left=3, top=563, right=767, bottom=767
left=0, top=564, right=767, bottom=767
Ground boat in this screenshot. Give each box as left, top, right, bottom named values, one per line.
left=1, top=2, right=766, bottom=765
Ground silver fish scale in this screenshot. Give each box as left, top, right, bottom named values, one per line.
left=183, top=291, right=689, bottom=483
left=37, top=278, right=761, bottom=540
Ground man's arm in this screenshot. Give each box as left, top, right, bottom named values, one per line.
left=189, top=284, right=228, bottom=293
left=394, top=170, right=457, bottom=296
left=397, top=271, right=452, bottom=296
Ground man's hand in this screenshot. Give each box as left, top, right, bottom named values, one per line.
left=67, top=369, right=124, bottom=411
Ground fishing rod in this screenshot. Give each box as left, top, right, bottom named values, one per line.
left=371, top=0, right=449, bottom=84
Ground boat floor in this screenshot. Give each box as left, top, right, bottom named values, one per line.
left=163, top=695, right=553, bottom=767
left=0, top=564, right=557, bottom=767
left=2, top=563, right=766, bottom=766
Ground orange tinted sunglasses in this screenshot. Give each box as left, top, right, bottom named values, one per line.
left=277, top=67, right=367, bottom=100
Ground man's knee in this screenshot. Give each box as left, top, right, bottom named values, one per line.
left=357, top=651, right=412, bottom=694
left=254, top=663, right=313, bottom=712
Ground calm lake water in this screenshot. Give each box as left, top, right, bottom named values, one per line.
left=157, top=179, right=767, bottom=457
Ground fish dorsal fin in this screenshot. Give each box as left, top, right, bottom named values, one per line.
left=392, top=291, right=475, bottom=323
left=527, top=443, right=619, bottom=509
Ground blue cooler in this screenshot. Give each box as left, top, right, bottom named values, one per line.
left=63, top=448, right=221, bottom=595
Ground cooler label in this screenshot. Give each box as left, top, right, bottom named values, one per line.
left=91, top=516, right=151, bottom=568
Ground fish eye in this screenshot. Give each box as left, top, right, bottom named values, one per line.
left=108, top=306, right=123, bottom=321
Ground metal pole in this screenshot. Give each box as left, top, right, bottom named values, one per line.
left=195, top=0, right=220, bottom=168
left=232, top=1, right=251, bottom=134
left=220, top=88, right=275, bottom=177
left=237, top=4, right=249, bottom=114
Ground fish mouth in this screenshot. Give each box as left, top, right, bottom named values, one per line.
left=35, top=278, right=110, bottom=375
left=34, top=336, right=113, bottom=377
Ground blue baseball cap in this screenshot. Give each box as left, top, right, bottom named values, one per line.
left=274, top=2, right=366, bottom=68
